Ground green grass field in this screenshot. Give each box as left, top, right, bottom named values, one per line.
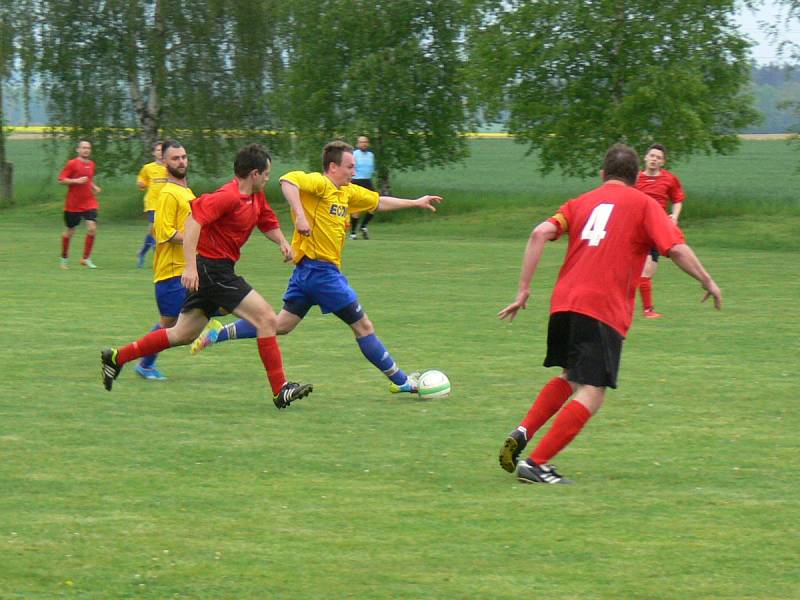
left=1, top=139, right=799, bottom=598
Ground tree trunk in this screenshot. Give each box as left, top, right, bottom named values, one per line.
left=0, top=80, right=13, bottom=204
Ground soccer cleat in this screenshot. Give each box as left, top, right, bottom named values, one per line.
left=349, top=233, right=357, bottom=241
left=80, top=258, right=97, bottom=269
left=517, top=460, right=573, bottom=485
left=59, top=257, right=69, bottom=270
left=643, top=308, right=662, bottom=319
left=190, top=319, right=224, bottom=354
left=273, top=381, right=314, bottom=409
left=499, top=429, right=528, bottom=473
left=389, top=371, right=420, bottom=394
left=100, top=348, right=122, bottom=391
left=134, top=364, right=167, bottom=381
left=360, top=227, right=369, bottom=240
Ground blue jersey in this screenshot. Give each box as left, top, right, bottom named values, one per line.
left=353, top=149, right=375, bottom=180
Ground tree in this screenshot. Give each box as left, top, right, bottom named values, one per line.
left=468, top=0, right=760, bottom=176
left=277, top=0, right=472, bottom=193
left=0, top=0, right=37, bottom=202
left=35, top=0, right=286, bottom=174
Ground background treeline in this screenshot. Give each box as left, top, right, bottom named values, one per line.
left=1, top=0, right=799, bottom=200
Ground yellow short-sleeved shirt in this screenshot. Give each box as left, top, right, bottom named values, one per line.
left=279, top=171, right=379, bottom=269
left=152, top=181, right=195, bottom=283
left=137, top=162, right=169, bottom=212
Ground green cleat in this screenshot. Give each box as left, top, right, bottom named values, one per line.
left=190, top=319, right=224, bottom=354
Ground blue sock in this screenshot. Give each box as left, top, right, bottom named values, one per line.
left=139, top=324, right=161, bottom=368
left=218, top=319, right=257, bottom=342
left=139, top=234, right=156, bottom=257
left=356, top=333, right=407, bottom=384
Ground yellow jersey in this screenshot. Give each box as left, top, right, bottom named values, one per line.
left=137, top=161, right=169, bottom=212
left=152, top=181, right=195, bottom=283
left=280, top=171, right=379, bottom=269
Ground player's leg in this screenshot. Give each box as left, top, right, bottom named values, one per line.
left=80, top=212, right=98, bottom=268
left=230, top=289, right=312, bottom=408
left=137, top=276, right=185, bottom=379
left=640, top=251, right=661, bottom=318
left=60, top=212, right=79, bottom=268
left=100, top=308, right=208, bottom=391
left=349, top=212, right=360, bottom=240
left=359, top=212, right=373, bottom=239
left=137, top=211, right=157, bottom=268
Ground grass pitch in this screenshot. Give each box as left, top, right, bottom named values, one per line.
left=0, top=211, right=797, bottom=598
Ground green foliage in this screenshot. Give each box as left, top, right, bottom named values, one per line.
left=35, top=0, right=285, bottom=175
left=277, top=0, right=472, bottom=191
left=469, top=0, right=760, bottom=176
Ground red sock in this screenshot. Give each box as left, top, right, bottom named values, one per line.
left=519, top=377, right=573, bottom=439
left=639, top=276, right=653, bottom=310
left=61, top=235, right=70, bottom=258
left=257, top=336, right=286, bottom=395
left=529, top=400, right=592, bottom=465
left=83, top=234, right=95, bottom=259
left=117, top=329, right=170, bottom=366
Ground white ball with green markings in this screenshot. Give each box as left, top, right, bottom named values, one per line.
left=417, top=370, right=451, bottom=399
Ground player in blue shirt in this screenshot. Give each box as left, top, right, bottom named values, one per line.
left=349, top=136, right=376, bottom=239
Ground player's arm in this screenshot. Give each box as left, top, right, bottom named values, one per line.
left=280, top=180, right=312, bottom=236
left=498, top=220, right=559, bottom=322
left=376, top=195, right=442, bottom=212
left=262, top=227, right=293, bottom=263
left=58, top=166, right=87, bottom=186
left=670, top=201, right=683, bottom=224
left=181, top=215, right=202, bottom=292
left=667, top=244, right=722, bottom=309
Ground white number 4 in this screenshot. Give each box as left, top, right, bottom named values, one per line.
left=581, top=203, right=614, bottom=246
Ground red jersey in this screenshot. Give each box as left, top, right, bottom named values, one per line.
left=191, top=179, right=280, bottom=262
left=635, top=169, right=685, bottom=211
left=58, top=158, right=98, bottom=212
left=547, top=181, right=685, bottom=336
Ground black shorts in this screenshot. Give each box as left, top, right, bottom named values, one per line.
left=649, top=247, right=660, bottom=262
left=543, top=312, right=624, bottom=389
left=181, top=256, right=253, bottom=318
left=351, top=178, right=375, bottom=192
left=64, top=210, right=98, bottom=228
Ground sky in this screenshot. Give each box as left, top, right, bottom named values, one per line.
left=734, top=0, right=798, bottom=64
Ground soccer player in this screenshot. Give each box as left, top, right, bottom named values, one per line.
left=497, top=144, right=721, bottom=485
left=135, top=140, right=169, bottom=268
left=58, top=140, right=101, bottom=269
left=133, top=140, right=195, bottom=381
left=349, top=135, right=376, bottom=240
left=101, top=143, right=313, bottom=409
left=635, top=143, right=686, bottom=318
left=191, top=140, right=441, bottom=395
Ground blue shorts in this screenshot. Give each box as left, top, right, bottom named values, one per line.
left=146, top=210, right=155, bottom=223
left=155, top=276, right=187, bottom=318
left=283, top=259, right=358, bottom=317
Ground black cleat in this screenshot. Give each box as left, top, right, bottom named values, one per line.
left=101, top=348, right=122, bottom=391
left=517, top=460, right=573, bottom=485
left=499, top=429, right=528, bottom=473
left=273, top=381, right=313, bottom=409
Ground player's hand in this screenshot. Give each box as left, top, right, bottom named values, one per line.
left=295, top=214, right=311, bottom=236
left=280, top=241, right=293, bottom=263
left=670, top=214, right=679, bottom=225
left=701, top=279, right=722, bottom=310
left=182, top=267, right=199, bottom=292
left=93, top=184, right=102, bottom=194
left=498, top=290, right=530, bottom=322
left=416, top=195, right=442, bottom=212
left=76, top=176, right=89, bottom=184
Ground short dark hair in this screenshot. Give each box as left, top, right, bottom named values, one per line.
left=161, top=139, right=183, bottom=156
left=646, top=143, right=667, bottom=157
left=602, top=144, right=639, bottom=185
left=322, top=141, right=353, bottom=172
left=234, top=143, right=271, bottom=178
left=153, top=139, right=164, bottom=150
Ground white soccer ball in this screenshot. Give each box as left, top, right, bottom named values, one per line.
left=417, top=369, right=451, bottom=399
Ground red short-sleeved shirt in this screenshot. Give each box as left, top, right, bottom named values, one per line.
left=58, top=158, right=98, bottom=212
left=191, top=179, right=280, bottom=262
left=547, top=181, right=685, bottom=336
left=635, top=169, right=685, bottom=211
